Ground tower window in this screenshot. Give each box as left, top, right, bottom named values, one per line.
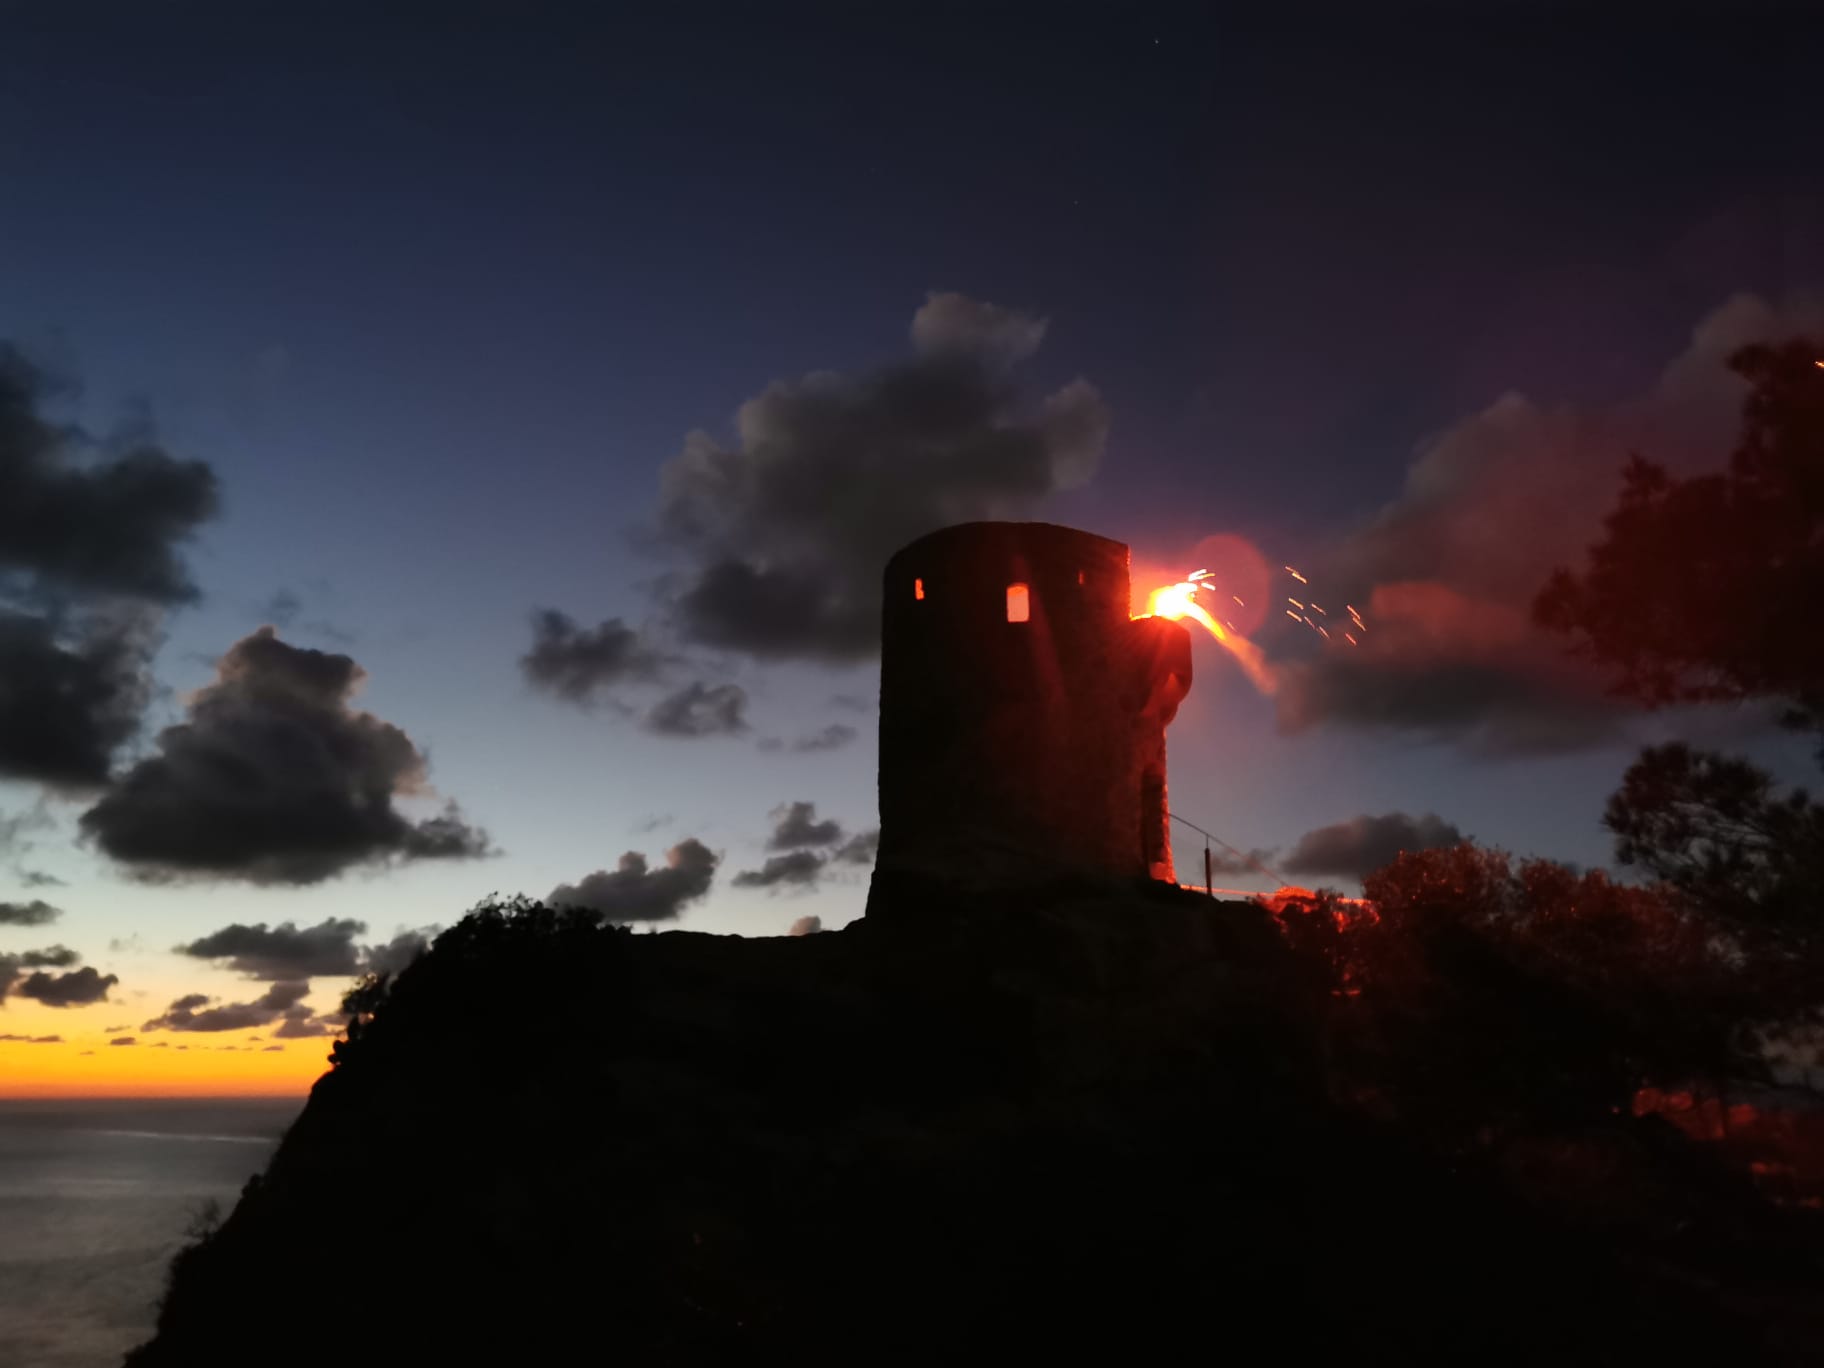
left=1077, top=570, right=1085, bottom=586
left=1006, top=583, right=1030, bottom=622
left=914, top=577, right=925, bottom=600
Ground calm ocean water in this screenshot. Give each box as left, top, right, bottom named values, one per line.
left=0, top=1098, right=298, bottom=1368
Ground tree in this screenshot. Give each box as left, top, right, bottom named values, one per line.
left=1605, top=743, right=1824, bottom=964
left=1535, top=339, right=1824, bottom=743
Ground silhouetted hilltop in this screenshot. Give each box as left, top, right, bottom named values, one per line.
left=129, top=875, right=1821, bottom=1365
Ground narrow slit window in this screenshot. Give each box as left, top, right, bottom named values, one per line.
left=914, top=577, right=925, bottom=600
left=1006, top=583, right=1030, bottom=622
left=1077, top=570, right=1085, bottom=586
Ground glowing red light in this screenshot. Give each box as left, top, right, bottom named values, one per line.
left=1006, top=583, right=1030, bottom=622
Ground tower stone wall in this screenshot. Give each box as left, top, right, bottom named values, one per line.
left=875, top=521, right=1191, bottom=888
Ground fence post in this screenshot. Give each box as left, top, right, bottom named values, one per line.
left=1204, top=842, right=1213, bottom=898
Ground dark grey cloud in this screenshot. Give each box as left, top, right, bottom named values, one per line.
left=0, top=348, right=218, bottom=789
left=262, top=1044, right=284, bottom=1052
left=548, top=838, right=719, bottom=923
left=833, top=829, right=880, bottom=866
left=791, top=724, right=857, bottom=753
left=109, top=1036, right=136, bottom=1046
left=654, top=292, right=1107, bottom=661
left=80, top=628, right=490, bottom=884
left=644, top=681, right=748, bottom=737
left=142, top=984, right=324, bottom=1035
left=0, top=608, right=159, bottom=787
left=0, top=1033, right=61, bottom=1043
left=176, top=919, right=365, bottom=979
left=828, top=693, right=872, bottom=714
left=632, top=813, right=672, bottom=834
left=11, top=965, right=117, bottom=1007
left=272, top=1005, right=331, bottom=1039
left=18, top=945, right=78, bottom=968
left=16, top=870, right=64, bottom=888
left=363, top=930, right=433, bottom=978
left=1273, top=294, right=1824, bottom=755
left=0, top=899, right=59, bottom=925
left=1282, top=812, right=1466, bottom=880
left=732, top=850, right=825, bottom=889
left=520, top=609, right=668, bottom=705
left=788, top=915, right=822, bottom=936
left=0, top=345, right=219, bottom=603
left=767, top=801, right=843, bottom=851
left=254, top=980, right=311, bottom=1011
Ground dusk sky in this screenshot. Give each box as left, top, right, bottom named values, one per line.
left=3, top=4, right=1821, bottom=1094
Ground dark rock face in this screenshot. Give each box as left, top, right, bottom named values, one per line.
left=127, top=881, right=1815, bottom=1366
left=878, top=522, right=1191, bottom=888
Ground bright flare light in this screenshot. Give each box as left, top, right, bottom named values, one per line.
left=1144, top=577, right=1277, bottom=695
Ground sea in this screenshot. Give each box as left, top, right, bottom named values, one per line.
left=0, top=1098, right=299, bottom=1368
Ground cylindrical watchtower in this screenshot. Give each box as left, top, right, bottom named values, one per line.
left=875, top=521, right=1192, bottom=888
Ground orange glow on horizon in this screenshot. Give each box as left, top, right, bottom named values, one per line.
left=0, top=1036, right=331, bottom=1098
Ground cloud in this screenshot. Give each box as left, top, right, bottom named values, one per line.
left=732, top=849, right=825, bottom=889
left=653, top=292, right=1108, bottom=661
left=109, top=1036, right=136, bottom=1046
left=0, top=608, right=159, bottom=787
left=766, top=801, right=844, bottom=851
left=11, top=965, right=117, bottom=1007
left=828, top=693, right=872, bottom=713
left=1281, top=812, right=1466, bottom=880
left=1204, top=847, right=1281, bottom=879
left=520, top=610, right=668, bottom=705
left=254, top=980, right=312, bottom=1011
left=548, top=838, right=719, bottom=922
left=0, top=1033, right=61, bottom=1043
left=834, top=829, right=879, bottom=865
left=272, top=1006, right=331, bottom=1039
left=0, top=345, right=220, bottom=602
left=790, top=724, right=858, bottom=753
left=0, top=347, right=219, bottom=788
left=1272, top=293, right=1824, bottom=754
left=18, top=945, right=79, bottom=968
left=258, top=590, right=302, bottom=627
left=0, top=899, right=59, bottom=926
left=17, top=870, right=63, bottom=888
left=788, top=915, right=822, bottom=936
left=262, top=1044, right=284, bottom=1052
left=0, top=800, right=52, bottom=852
left=141, top=983, right=326, bottom=1035
left=644, top=681, right=748, bottom=737
left=176, top=920, right=365, bottom=979
left=79, top=628, right=491, bottom=883
left=363, top=929, right=433, bottom=978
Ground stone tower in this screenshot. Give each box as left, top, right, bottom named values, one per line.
left=875, top=521, right=1192, bottom=888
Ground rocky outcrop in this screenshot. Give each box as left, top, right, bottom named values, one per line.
left=128, top=875, right=1819, bottom=1365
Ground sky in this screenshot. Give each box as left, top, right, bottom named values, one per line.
left=2, top=3, right=1821, bottom=1095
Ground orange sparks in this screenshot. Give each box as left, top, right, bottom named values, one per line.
left=1344, top=632, right=1357, bottom=645
left=1316, top=624, right=1330, bottom=639
left=1288, top=596, right=1304, bottom=609
left=1310, top=603, right=1326, bottom=615
left=1285, top=566, right=1308, bottom=584
left=1232, top=595, right=1244, bottom=606
left=1285, top=608, right=1301, bottom=621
